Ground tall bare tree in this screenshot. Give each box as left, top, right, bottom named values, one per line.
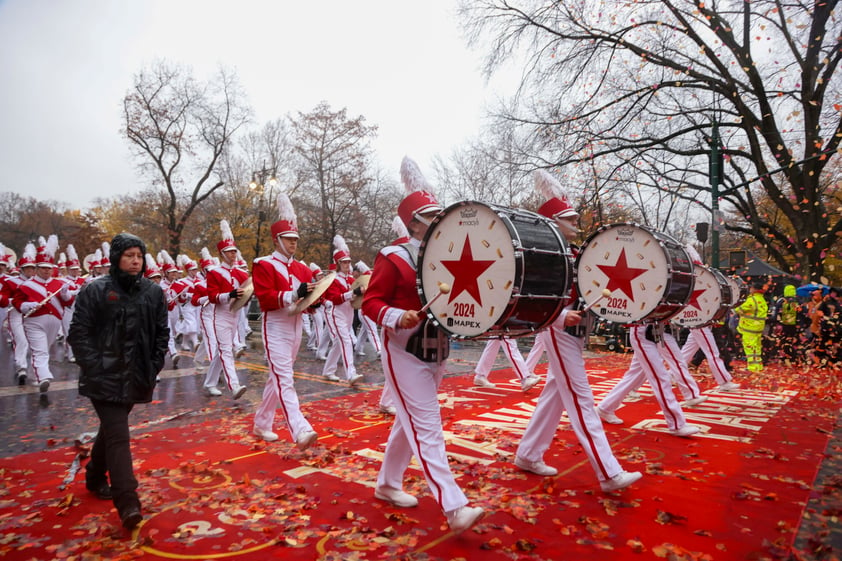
left=122, top=61, right=252, bottom=256
left=460, top=0, right=842, bottom=280
left=290, top=102, right=385, bottom=265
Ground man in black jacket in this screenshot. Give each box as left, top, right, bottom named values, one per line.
left=68, top=233, right=169, bottom=531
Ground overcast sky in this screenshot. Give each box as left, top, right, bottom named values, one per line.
left=0, top=0, right=505, bottom=210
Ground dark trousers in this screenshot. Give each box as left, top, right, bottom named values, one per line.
left=87, top=400, right=140, bottom=515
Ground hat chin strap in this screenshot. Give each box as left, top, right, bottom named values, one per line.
left=413, top=213, right=432, bottom=227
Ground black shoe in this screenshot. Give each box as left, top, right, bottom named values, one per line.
left=121, top=508, right=143, bottom=530
left=17, top=374, right=26, bottom=386
left=86, top=481, right=112, bottom=500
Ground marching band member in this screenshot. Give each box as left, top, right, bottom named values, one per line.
left=307, top=263, right=326, bottom=354
left=513, top=171, right=642, bottom=491
left=8, top=242, right=36, bottom=383
left=362, top=156, right=483, bottom=533
left=473, top=337, right=540, bottom=391
left=60, top=244, right=85, bottom=363
left=596, top=321, right=701, bottom=436
left=321, top=235, right=363, bottom=386
left=171, top=254, right=201, bottom=353
left=191, top=249, right=216, bottom=373
left=353, top=260, right=381, bottom=357
left=251, top=193, right=318, bottom=448
left=157, top=250, right=181, bottom=366
left=13, top=235, right=73, bottom=393
left=203, top=220, right=248, bottom=400
left=0, top=244, right=12, bottom=341
left=678, top=244, right=740, bottom=392
left=233, top=252, right=251, bottom=358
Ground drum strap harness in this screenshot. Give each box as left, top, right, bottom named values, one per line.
left=399, top=243, right=450, bottom=364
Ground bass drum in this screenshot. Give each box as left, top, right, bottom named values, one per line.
left=576, top=223, right=694, bottom=324
left=418, top=200, right=572, bottom=338
left=673, top=265, right=733, bottom=328
left=725, top=275, right=748, bottom=307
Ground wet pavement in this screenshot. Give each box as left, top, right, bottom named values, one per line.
left=0, top=321, right=493, bottom=459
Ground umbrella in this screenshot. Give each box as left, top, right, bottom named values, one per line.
left=796, top=283, right=829, bottom=298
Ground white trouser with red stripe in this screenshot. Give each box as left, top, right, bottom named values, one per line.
left=194, top=304, right=216, bottom=366
left=475, top=337, right=529, bottom=381
left=355, top=312, right=382, bottom=355
left=254, top=310, right=312, bottom=441
left=524, top=334, right=546, bottom=374
left=316, top=304, right=332, bottom=358
left=516, top=329, right=623, bottom=482
left=322, top=302, right=356, bottom=380
left=23, top=314, right=61, bottom=383
left=680, top=327, right=732, bottom=385
left=203, top=306, right=243, bottom=393
left=598, top=325, right=687, bottom=431
left=661, top=331, right=701, bottom=400
left=377, top=327, right=468, bottom=514
left=9, top=308, right=29, bottom=371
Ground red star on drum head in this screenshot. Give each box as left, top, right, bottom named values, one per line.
left=596, top=247, right=648, bottom=301
left=440, top=234, right=496, bottom=306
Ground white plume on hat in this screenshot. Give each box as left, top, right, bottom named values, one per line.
left=354, top=260, right=370, bottom=274
left=37, top=235, right=47, bottom=249
left=145, top=253, right=159, bottom=272
left=278, top=193, right=297, bottom=224
left=0, top=242, right=6, bottom=259
left=220, top=219, right=234, bottom=242
left=66, top=244, right=78, bottom=262
left=58, top=252, right=67, bottom=264
left=200, top=247, right=213, bottom=262
left=45, top=235, right=59, bottom=259
left=333, top=235, right=349, bottom=256
left=534, top=169, right=566, bottom=201
left=177, top=254, right=189, bottom=269
left=158, top=250, right=175, bottom=267
left=309, top=262, right=321, bottom=272
left=400, top=156, right=435, bottom=194
left=391, top=216, right=409, bottom=239
left=23, top=242, right=36, bottom=261
left=93, top=248, right=102, bottom=262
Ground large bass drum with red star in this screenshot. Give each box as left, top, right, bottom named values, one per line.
left=576, top=223, right=694, bottom=324
left=672, top=264, right=732, bottom=328
left=418, top=200, right=573, bottom=338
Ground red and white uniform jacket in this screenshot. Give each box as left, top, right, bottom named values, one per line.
left=362, top=243, right=420, bottom=329
left=13, top=277, right=72, bottom=320
left=190, top=277, right=209, bottom=307
left=253, top=252, right=313, bottom=312
left=170, top=276, right=197, bottom=304
left=0, top=273, right=12, bottom=308
left=60, top=274, right=85, bottom=307
left=206, top=263, right=250, bottom=307
left=323, top=271, right=355, bottom=307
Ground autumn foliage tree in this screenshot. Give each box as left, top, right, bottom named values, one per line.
left=460, top=0, right=842, bottom=281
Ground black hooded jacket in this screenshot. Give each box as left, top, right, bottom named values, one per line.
left=68, top=233, right=170, bottom=404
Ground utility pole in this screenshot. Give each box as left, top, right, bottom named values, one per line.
left=708, top=120, right=723, bottom=269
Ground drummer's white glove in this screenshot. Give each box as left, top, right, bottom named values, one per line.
left=20, top=302, right=38, bottom=314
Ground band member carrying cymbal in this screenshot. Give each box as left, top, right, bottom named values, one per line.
left=321, top=235, right=364, bottom=386
left=251, top=192, right=319, bottom=449
left=513, top=170, right=642, bottom=491
left=362, top=156, right=484, bottom=533
left=203, top=220, right=248, bottom=400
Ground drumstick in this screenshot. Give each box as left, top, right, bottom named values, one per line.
left=582, top=289, right=612, bottom=313
left=420, top=282, right=451, bottom=312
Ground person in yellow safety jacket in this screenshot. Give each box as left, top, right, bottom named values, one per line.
left=736, top=278, right=769, bottom=372
left=774, top=284, right=800, bottom=363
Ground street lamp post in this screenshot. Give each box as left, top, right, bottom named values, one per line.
left=708, top=119, right=723, bottom=269
left=249, top=164, right=278, bottom=258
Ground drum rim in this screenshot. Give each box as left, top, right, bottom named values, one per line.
left=417, top=199, right=571, bottom=338
left=575, top=222, right=695, bottom=324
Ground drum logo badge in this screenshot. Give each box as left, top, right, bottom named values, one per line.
left=595, top=247, right=648, bottom=313
left=440, top=234, right=495, bottom=309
